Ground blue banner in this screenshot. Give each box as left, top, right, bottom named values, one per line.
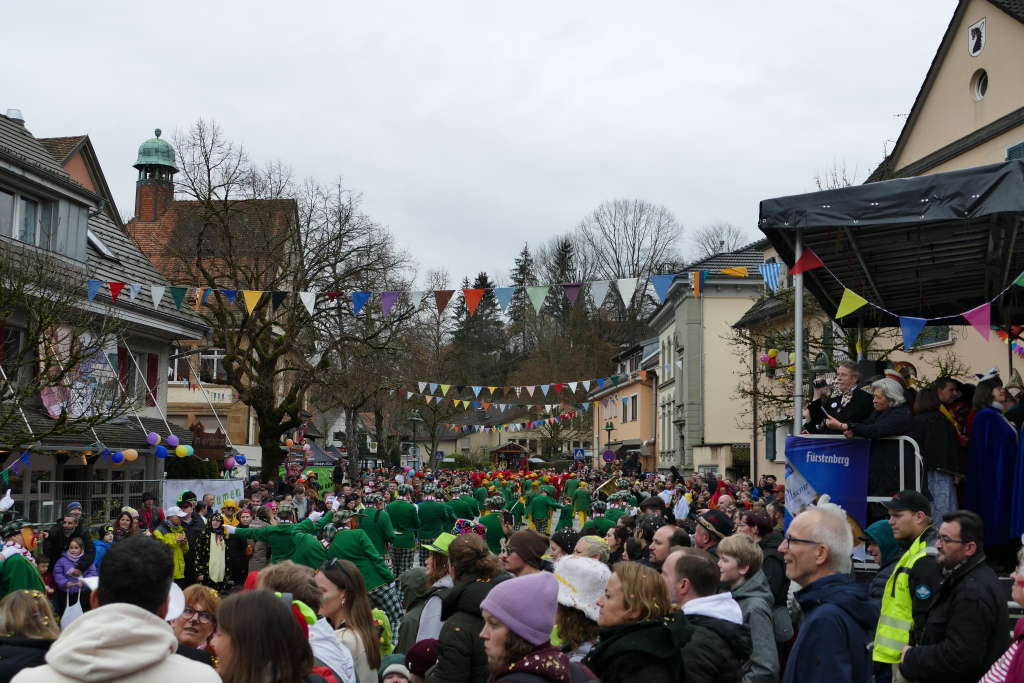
left=785, top=436, right=871, bottom=527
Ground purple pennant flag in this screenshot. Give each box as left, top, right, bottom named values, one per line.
left=561, top=283, right=582, bottom=306
left=381, top=291, right=400, bottom=316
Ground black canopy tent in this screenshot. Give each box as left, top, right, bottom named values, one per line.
left=759, top=159, right=1024, bottom=432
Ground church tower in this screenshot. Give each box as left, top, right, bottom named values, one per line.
left=133, top=128, right=177, bottom=221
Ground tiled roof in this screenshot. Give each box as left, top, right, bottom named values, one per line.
left=682, top=242, right=767, bottom=273
left=18, top=407, right=193, bottom=450
left=992, top=0, right=1024, bottom=23
left=88, top=211, right=206, bottom=328
left=0, top=115, right=75, bottom=184
left=37, top=135, right=86, bottom=164
left=733, top=296, right=790, bottom=329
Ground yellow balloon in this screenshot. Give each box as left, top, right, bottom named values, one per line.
left=768, top=349, right=778, bottom=358
left=123, top=449, right=139, bottom=462
left=175, top=445, right=189, bottom=458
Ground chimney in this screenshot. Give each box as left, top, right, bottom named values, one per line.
left=5, top=109, right=25, bottom=126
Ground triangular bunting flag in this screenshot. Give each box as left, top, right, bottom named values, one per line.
left=525, top=386, right=534, bottom=397
left=561, top=283, right=582, bottom=306
left=611, top=376, right=620, bottom=386
left=835, top=289, right=869, bottom=319
left=429, top=383, right=439, bottom=393
left=440, top=384, right=451, bottom=396
left=299, top=292, right=316, bottom=315
left=434, top=290, right=455, bottom=315
left=325, top=291, right=342, bottom=302
left=963, top=302, right=991, bottom=341
left=418, top=382, right=428, bottom=393
left=526, top=286, right=549, bottom=313
left=758, top=263, right=781, bottom=293
left=241, top=290, right=263, bottom=313
left=472, top=386, right=482, bottom=397
left=463, top=288, right=486, bottom=316
left=108, top=282, right=125, bottom=302
left=1015, top=270, right=1024, bottom=287
left=381, top=291, right=400, bottom=317
left=691, top=271, right=708, bottom=299
left=569, top=382, right=578, bottom=393
left=494, top=287, right=515, bottom=312
left=221, top=289, right=239, bottom=303
left=596, top=378, right=606, bottom=389
left=352, top=291, right=371, bottom=316
left=151, top=285, right=165, bottom=309
left=649, top=275, right=674, bottom=303
left=583, top=380, right=592, bottom=391
left=675, top=360, right=682, bottom=369
left=540, top=385, right=550, bottom=396
left=272, top=291, right=289, bottom=312
left=86, top=280, right=103, bottom=301
left=616, top=278, right=639, bottom=305
left=590, top=280, right=611, bottom=308
left=408, top=291, right=424, bottom=308
left=899, top=317, right=929, bottom=351
left=554, top=383, right=563, bottom=394
left=721, top=266, right=748, bottom=277
left=128, top=283, right=143, bottom=301
left=169, top=286, right=188, bottom=310
left=193, top=287, right=204, bottom=311
left=789, top=248, right=824, bottom=275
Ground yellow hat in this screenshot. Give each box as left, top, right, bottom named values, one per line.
left=221, top=498, right=239, bottom=511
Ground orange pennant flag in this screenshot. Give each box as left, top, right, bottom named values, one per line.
left=241, top=290, right=263, bottom=313
left=463, top=289, right=486, bottom=316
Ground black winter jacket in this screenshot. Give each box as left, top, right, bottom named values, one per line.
left=425, top=571, right=511, bottom=683
left=899, top=554, right=1009, bottom=683
left=681, top=614, right=752, bottom=683
left=584, top=612, right=695, bottom=683
left=0, top=636, right=52, bottom=683
left=43, top=523, right=94, bottom=573
left=807, top=388, right=874, bottom=434
left=758, top=532, right=788, bottom=607
left=910, top=411, right=965, bottom=476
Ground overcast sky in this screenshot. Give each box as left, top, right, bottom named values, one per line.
left=7, top=1, right=954, bottom=288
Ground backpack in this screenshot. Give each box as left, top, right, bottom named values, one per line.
left=394, top=584, right=451, bottom=653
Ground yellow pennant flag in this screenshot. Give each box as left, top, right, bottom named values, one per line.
left=835, top=288, right=869, bottom=319
left=721, top=267, right=748, bottom=277
left=194, top=288, right=205, bottom=311
left=440, top=384, right=451, bottom=396
left=242, top=290, right=264, bottom=313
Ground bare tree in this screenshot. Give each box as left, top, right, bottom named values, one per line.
left=688, top=221, right=753, bottom=260
left=0, top=247, right=135, bottom=450
left=574, top=199, right=684, bottom=281
left=814, top=158, right=858, bottom=191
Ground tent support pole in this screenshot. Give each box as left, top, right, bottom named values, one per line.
left=794, top=229, right=805, bottom=437
left=857, top=311, right=865, bottom=361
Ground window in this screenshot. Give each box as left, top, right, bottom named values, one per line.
left=915, top=325, right=952, bottom=348
left=765, top=424, right=777, bottom=461
left=199, top=348, right=227, bottom=383
left=630, top=394, right=638, bottom=422
left=0, top=189, right=12, bottom=238
left=87, top=229, right=118, bottom=260
left=0, top=186, right=63, bottom=251
left=1007, top=143, right=1024, bottom=161
left=333, top=431, right=344, bottom=442
left=971, top=69, right=988, bottom=101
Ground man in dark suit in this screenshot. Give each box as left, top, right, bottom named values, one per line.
left=804, top=360, right=874, bottom=434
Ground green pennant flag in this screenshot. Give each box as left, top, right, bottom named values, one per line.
left=611, top=375, right=620, bottom=386
left=169, top=286, right=188, bottom=310
left=1015, top=270, right=1024, bottom=287
left=526, top=285, right=550, bottom=313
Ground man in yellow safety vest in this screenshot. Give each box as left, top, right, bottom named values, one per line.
left=873, top=490, right=941, bottom=681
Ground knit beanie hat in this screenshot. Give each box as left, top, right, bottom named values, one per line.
left=506, top=529, right=549, bottom=569
left=553, top=555, right=611, bottom=622
left=480, top=572, right=558, bottom=645
left=380, top=662, right=410, bottom=682
left=550, top=528, right=580, bottom=556
left=405, top=638, right=439, bottom=678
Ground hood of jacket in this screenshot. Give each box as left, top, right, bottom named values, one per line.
left=44, top=603, right=180, bottom=681
left=795, top=572, right=878, bottom=632
left=440, top=572, right=511, bottom=621
left=731, top=568, right=773, bottom=605
left=685, top=611, right=752, bottom=663
left=759, top=531, right=783, bottom=553
left=682, top=592, right=744, bottom=625
left=863, top=519, right=901, bottom=565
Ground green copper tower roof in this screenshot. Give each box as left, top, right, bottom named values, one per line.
left=133, top=128, right=178, bottom=172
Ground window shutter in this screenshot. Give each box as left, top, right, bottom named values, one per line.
left=146, top=353, right=159, bottom=406
left=1007, top=143, right=1024, bottom=161
left=117, top=347, right=129, bottom=387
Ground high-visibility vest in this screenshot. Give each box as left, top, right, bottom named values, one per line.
left=873, top=532, right=931, bottom=663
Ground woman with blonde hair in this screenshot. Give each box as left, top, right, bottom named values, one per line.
left=171, top=584, right=221, bottom=667
left=0, top=590, right=60, bottom=682
left=584, top=562, right=689, bottom=683
left=316, top=558, right=381, bottom=683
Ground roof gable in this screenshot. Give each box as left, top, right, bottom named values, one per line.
left=39, top=135, right=123, bottom=228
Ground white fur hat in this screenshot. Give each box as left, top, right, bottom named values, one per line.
left=553, top=556, right=611, bottom=622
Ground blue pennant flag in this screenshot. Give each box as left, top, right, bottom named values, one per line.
left=900, top=316, right=929, bottom=351
left=86, top=280, right=103, bottom=301
left=758, top=263, right=781, bottom=293
left=220, top=289, right=238, bottom=303
left=493, top=287, right=516, bottom=312
left=649, top=275, right=675, bottom=303
left=596, top=378, right=606, bottom=389
left=352, top=291, right=372, bottom=316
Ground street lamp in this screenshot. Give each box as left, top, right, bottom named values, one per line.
left=604, top=421, right=615, bottom=450
left=409, top=409, right=425, bottom=472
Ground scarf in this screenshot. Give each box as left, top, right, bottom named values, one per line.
left=208, top=533, right=226, bottom=583
left=940, top=404, right=963, bottom=436
left=2, top=541, right=36, bottom=567
left=113, top=526, right=131, bottom=541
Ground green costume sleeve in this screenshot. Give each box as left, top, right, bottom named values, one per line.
left=2, top=556, right=44, bottom=594
left=383, top=514, right=396, bottom=545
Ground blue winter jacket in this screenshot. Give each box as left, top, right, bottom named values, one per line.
left=783, top=572, right=879, bottom=683
left=92, top=540, right=112, bottom=569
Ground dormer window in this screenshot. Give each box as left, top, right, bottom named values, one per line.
left=0, top=186, right=59, bottom=249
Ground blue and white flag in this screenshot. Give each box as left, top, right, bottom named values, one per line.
left=758, top=262, right=781, bottom=293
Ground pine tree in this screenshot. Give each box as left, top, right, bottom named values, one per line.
left=508, top=243, right=538, bottom=353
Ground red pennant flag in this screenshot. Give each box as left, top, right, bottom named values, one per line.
left=325, top=291, right=342, bottom=302
left=554, top=383, right=563, bottom=395
left=789, top=248, right=824, bottom=275
left=108, top=282, right=126, bottom=302
left=434, top=290, right=455, bottom=314
left=463, top=289, right=485, bottom=316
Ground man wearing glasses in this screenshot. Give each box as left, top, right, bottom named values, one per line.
left=898, top=510, right=1008, bottom=683
left=873, top=490, right=940, bottom=676
left=780, top=502, right=877, bottom=683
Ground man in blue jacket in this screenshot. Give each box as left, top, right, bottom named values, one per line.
left=781, top=503, right=878, bottom=683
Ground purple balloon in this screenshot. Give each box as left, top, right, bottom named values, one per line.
left=224, top=457, right=236, bottom=469
left=146, top=432, right=159, bottom=446
left=167, top=434, right=180, bottom=448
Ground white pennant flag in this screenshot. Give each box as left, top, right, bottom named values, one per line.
left=583, top=380, right=592, bottom=392
left=616, top=278, right=639, bottom=305
left=569, top=382, right=578, bottom=393
left=418, top=382, right=428, bottom=393
left=676, top=360, right=683, bottom=369
left=151, top=285, right=165, bottom=309
left=590, top=280, right=611, bottom=308
left=299, top=292, right=316, bottom=315
left=408, top=291, right=424, bottom=308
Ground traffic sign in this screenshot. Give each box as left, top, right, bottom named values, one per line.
left=602, top=450, right=616, bottom=463
left=573, top=448, right=585, bottom=460
left=434, top=451, right=445, bottom=461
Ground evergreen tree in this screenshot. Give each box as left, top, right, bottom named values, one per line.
left=508, top=243, right=538, bottom=354
left=451, top=272, right=512, bottom=385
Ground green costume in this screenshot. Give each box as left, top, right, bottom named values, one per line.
left=478, top=512, right=505, bottom=555
left=231, top=518, right=327, bottom=569
left=525, top=486, right=540, bottom=508
left=527, top=493, right=561, bottom=531
left=606, top=507, right=625, bottom=525
left=474, top=486, right=488, bottom=506
left=314, top=517, right=393, bottom=590
left=386, top=500, right=420, bottom=550
left=563, top=478, right=580, bottom=499
left=504, top=498, right=525, bottom=525
left=590, top=516, right=615, bottom=537
left=572, top=487, right=592, bottom=513
left=555, top=503, right=575, bottom=530
left=447, top=497, right=478, bottom=521
left=417, top=500, right=456, bottom=539
left=360, top=507, right=396, bottom=557
left=0, top=555, right=44, bottom=598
